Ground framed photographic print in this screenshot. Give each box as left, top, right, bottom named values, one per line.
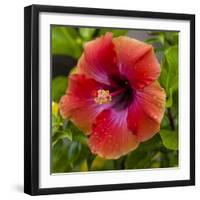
left=24, top=4, right=195, bottom=195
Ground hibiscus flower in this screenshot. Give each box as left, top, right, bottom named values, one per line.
left=59, top=32, right=166, bottom=159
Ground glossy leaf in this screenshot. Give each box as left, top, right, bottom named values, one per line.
left=159, top=58, right=168, bottom=88
left=52, top=114, right=62, bottom=136
left=80, top=159, right=88, bottom=172
left=165, top=45, right=178, bottom=92
left=52, top=139, right=72, bottom=172
left=52, top=130, right=72, bottom=147
left=52, top=76, right=67, bottom=102
left=91, top=156, right=114, bottom=171
left=67, top=121, right=88, bottom=145
left=52, top=26, right=82, bottom=58
left=79, top=28, right=96, bottom=40
left=68, top=141, right=82, bottom=162
left=160, top=129, right=178, bottom=150
left=125, top=135, right=162, bottom=169
left=166, top=88, right=173, bottom=108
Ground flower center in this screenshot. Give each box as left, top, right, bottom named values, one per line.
left=94, top=79, right=134, bottom=110
left=94, top=89, right=112, bottom=105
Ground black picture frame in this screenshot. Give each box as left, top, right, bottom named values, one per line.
left=24, top=4, right=195, bottom=196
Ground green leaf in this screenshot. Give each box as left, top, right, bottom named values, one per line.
left=165, top=45, right=178, bottom=92
left=52, top=136, right=91, bottom=173
left=91, top=156, right=114, bottom=171
left=67, top=121, right=88, bottom=145
left=52, top=130, right=72, bottom=147
left=168, top=151, right=178, bottom=167
left=73, top=144, right=90, bottom=168
left=160, top=129, right=178, bottom=150
left=52, top=26, right=82, bottom=58
left=69, top=66, right=78, bottom=75
left=161, top=113, right=170, bottom=129
left=137, top=134, right=162, bottom=151
left=91, top=156, right=106, bottom=170
left=52, top=139, right=72, bottom=173
left=125, top=135, right=162, bottom=169
left=145, top=37, right=160, bottom=44
left=159, top=45, right=178, bottom=110
left=159, top=58, right=168, bottom=88
left=154, top=47, right=165, bottom=53
left=52, top=114, right=62, bottom=136
left=99, top=29, right=128, bottom=37
left=125, top=151, right=151, bottom=169
left=52, top=76, right=67, bottom=102
left=79, top=28, right=96, bottom=40
left=145, top=35, right=164, bottom=45
left=165, top=32, right=179, bottom=46
left=68, top=141, right=82, bottom=163
left=147, top=32, right=165, bottom=45
left=80, top=159, right=88, bottom=172
left=164, top=46, right=178, bottom=110
left=166, top=87, right=173, bottom=108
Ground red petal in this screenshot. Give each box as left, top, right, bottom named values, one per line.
left=77, top=33, right=118, bottom=85
left=59, top=74, right=110, bottom=134
left=113, top=36, right=160, bottom=89
left=127, top=81, right=166, bottom=142
left=89, top=109, right=139, bottom=159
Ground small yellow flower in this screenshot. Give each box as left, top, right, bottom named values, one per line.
left=52, top=101, right=59, bottom=116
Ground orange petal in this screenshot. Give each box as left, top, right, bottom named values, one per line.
left=113, top=36, right=160, bottom=89
left=127, top=81, right=166, bottom=142
left=89, top=109, right=139, bottom=159
left=77, top=32, right=119, bottom=85
left=59, top=74, right=110, bottom=134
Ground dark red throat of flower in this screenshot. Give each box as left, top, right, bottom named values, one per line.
left=94, top=78, right=135, bottom=111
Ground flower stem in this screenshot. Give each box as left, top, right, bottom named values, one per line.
left=167, top=108, right=175, bottom=131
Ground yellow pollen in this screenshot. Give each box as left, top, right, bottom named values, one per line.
left=94, top=89, right=112, bottom=105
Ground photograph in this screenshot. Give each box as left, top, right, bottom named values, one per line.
left=51, top=26, right=179, bottom=173
left=24, top=5, right=195, bottom=195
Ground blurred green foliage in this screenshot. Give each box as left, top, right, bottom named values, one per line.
left=51, top=26, right=179, bottom=173
left=52, top=27, right=82, bottom=58
left=52, top=76, right=68, bottom=102
left=146, top=31, right=179, bottom=151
